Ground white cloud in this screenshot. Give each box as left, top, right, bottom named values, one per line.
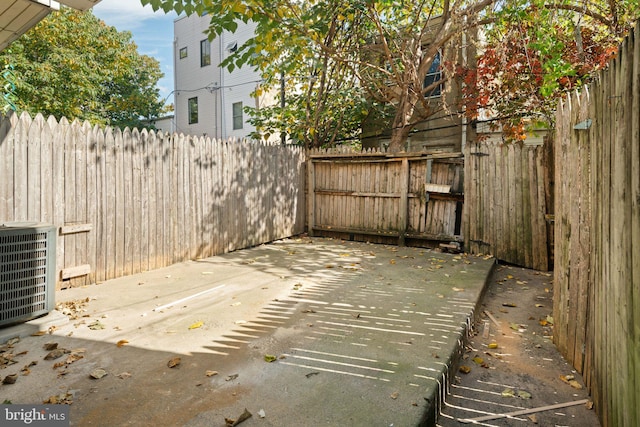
left=92, top=0, right=177, bottom=30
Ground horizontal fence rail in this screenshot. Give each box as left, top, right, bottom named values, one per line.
left=307, top=148, right=464, bottom=246
left=0, top=112, right=306, bottom=288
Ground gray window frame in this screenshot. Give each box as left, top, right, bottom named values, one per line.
left=200, top=39, right=211, bottom=67
left=232, top=102, right=243, bottom=130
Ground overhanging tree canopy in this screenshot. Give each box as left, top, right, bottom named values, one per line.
left=459, top=0, right=640, bottom=140
left=0, top=7, right=166, bottom=129
left=143, top=0, right=495, bottom=151
left=143, top=0, right=639, bottom=148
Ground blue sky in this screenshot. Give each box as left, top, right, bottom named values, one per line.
left=92, top=0, right=178, bottom=105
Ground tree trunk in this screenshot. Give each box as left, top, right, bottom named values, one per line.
left=388, top=125, right=411, bottom=152
left=387, top=88, right=418, bottom=153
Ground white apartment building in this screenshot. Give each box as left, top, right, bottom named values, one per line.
left=173, top=14, right=267, bottom=139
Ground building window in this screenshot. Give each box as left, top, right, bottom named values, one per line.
left=188, top=97, right=198, bottom=124
left=200, top=39, right=211, bottom=67
left=423, top=51, right=442, bottom=97
left=232, top=102, right=243, bottom=130
left=179, top=47, right=187, bottom=59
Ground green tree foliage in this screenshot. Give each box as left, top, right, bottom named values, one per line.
left=143, top=0, right=637, bottom=148
left=0, top=7, right=166, bottom=128
left=246, top=4, right=369, bottom=148
left=142, top=0, right=494, bottom=151
left=458, top=0, right=640, bottom=140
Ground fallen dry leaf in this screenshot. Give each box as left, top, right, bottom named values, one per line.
left=167, top=357, right=181, bottom=368
left=390, top=391, right=399, bottom=399
left=43, top=342, right=58, bottom=351
left=501, top=388, right=515, bottom=397
left=459, top=366, right=471, bottom=374
left=510, top=323, right=526, bottom=331
left=65, top=353, right=84, bottom=365
left=188, top=321, right=204, bottom=330
left=44, top=349, right=67, bottom=360
left=569, top=380, right=583, bottom=389
left=225, top=408, right=252, bottom=426
left=517, top=390, right=532, bottom=399
left=117, top=372, right=132, bottom=379
left=205, top=370, right=218, bottom=377
left=90, top=368, right=108, bottom=379
left=56, top=298, right=90, bottom=320
left=116, top=340, right=129, bottom=348
left=87, top=320, right=105, bottom=330
left=43, top=393, right=73, bottom=405
left=3, top=374, right=18, bottom=384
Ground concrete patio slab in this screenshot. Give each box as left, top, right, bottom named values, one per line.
left=0, top=237, right=494, bottom=426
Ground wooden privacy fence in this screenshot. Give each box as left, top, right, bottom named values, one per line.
left=0, top=112, right=306, bottom=288
left=554, top=26, right=640, bottom=427
left=307, top=148, right=464, bottom=245
left=463, top=141, right=551, bottom=271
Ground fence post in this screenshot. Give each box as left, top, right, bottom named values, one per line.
left=398, top=157, right=409, bottom=246
left=307, top=159, right=315, bottom=237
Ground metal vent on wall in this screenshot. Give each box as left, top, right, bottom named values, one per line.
left=0, top=223, right=56, bottom=327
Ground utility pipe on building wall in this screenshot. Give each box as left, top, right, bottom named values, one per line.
left=220, top=31, right=226, bottom=139
left=173, top=36, right=178, bottom=133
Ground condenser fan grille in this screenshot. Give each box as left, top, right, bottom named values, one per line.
left=0, top=224, right=56, bottom=327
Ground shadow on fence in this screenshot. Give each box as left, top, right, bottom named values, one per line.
left=0, top=111, right=305, bottom=288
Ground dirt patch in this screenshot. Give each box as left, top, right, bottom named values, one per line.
left=438, top=264, right=600, bottom=426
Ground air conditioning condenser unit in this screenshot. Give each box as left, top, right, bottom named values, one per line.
left=0, top=223, right=56, bottom=327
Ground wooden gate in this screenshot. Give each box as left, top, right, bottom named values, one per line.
left=307, top=148, right=464, bottom=246
left=463, top=140, right=552, bottom=271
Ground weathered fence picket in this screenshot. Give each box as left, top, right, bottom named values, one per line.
left=0, top=112, right=306, bottom=288
left=463, top=141, right=551, bottom=271
left=554, top=24, right=640, bottom=427
left=307, top=149, right=464, bottom=246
